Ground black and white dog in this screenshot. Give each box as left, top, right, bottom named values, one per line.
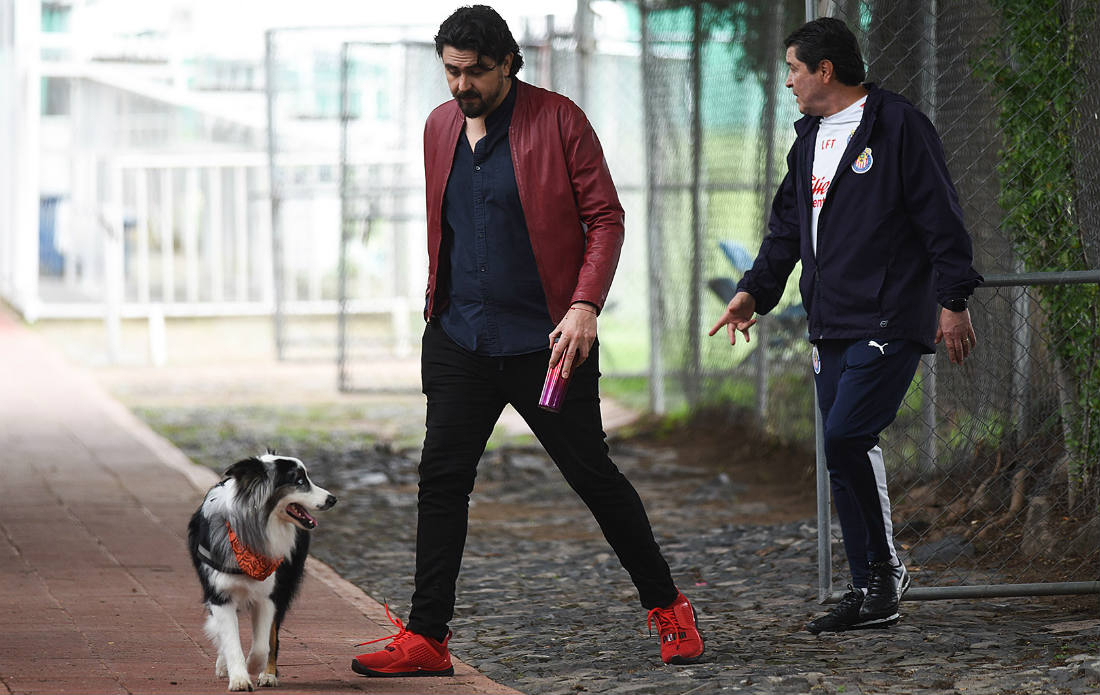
left=187, top=454, right=337, bottom=691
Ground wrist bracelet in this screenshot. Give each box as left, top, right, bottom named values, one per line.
left=570, top=305, right=597, bottom=314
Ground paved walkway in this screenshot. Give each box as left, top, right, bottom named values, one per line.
left=0, top=309, right=518, bottom=695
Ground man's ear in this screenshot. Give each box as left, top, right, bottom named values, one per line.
left=819, top=58, right=835, bottom=84
left=501, top=52, right=514, bottom=77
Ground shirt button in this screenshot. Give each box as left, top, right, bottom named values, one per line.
left=475, top=165, right=481, bottom=171
left=480, top=266, right=487, bottom=272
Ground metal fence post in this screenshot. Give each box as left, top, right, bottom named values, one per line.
left=264, top=28, right=287, bottom=361
left=640, top=2, right=666, bottom=415
left=919, top=356, right=937, bottom=474
left=810, top=0, right=824, bottom=607
left=105, top=165, right=124, bottom=363
left=814, top=381, right=832, bottom=604
left=574, top=0, right=592, bottom=112
left=1009, top=259, right=1031, bottom=448
left=755, top=317, right=768, bottom=424
left=337, top=41, right=351, bottom=393
left=686, top=0, right=703, bottom=408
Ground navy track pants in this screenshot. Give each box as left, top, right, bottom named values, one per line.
left=812, top=338, right=922, bottom=588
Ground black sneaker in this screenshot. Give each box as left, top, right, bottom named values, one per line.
left=805, top=586, right=865, bottom=634
left=858, top=561, right=910, bottom=625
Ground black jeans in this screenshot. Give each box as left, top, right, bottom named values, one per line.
left=407, top=322, right=678, bottom=641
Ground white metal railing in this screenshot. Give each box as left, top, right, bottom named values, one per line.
left=23, top=150, right=420, bottom=363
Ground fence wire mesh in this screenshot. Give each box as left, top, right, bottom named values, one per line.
left=332, top=20, right=652, bottom=392
left=266, top=26, right=448, bottom=373
left=828, top=0, right=1098, bottom=596
left=265, top=27, right=353, bottom=362
left=317, top=2, right=1100, bottom=593
left=336, top=39, right=449, bottom=391
left=637, top=0, right=1099, bottom=595
left=883, top=276, right=1100, bottom=596
left=640, top=0, right=811, bottom=423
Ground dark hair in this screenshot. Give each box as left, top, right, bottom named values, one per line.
left=784, top=17, right=865, bottom=86
left=435, top=5, right=523, bottom=77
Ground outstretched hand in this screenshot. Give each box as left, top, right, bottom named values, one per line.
left=708, top=291, right=758, bottom=344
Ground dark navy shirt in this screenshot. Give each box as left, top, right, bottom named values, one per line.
left=439, top=80, right=554, bottom=356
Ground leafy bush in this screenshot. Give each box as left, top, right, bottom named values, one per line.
left=977, top=0, right=1100, bottom=496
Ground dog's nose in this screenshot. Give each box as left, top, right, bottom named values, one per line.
left=323, top=494, right=337, bottom=509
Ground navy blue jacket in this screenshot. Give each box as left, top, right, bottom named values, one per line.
left=737, top=84, right=982, bottom=352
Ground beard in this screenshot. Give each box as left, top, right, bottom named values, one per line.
left=453, top=77, right=506, bottom=118
left=455, top=90, right=490, bottom=118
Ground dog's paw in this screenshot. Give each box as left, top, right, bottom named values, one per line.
left=257, top=672, right=278, bottom=688
left=215, top=656, right=228, bottom=678
left=227, top=673, right=254, bottom=692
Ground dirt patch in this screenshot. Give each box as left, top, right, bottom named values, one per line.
left=617, top=407, right=818, bottom=525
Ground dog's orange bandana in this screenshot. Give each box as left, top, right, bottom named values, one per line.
left=226, top=522, right=283, bottom=581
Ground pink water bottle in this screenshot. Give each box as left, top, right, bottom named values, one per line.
left=538, top=357, right=570, bottom=413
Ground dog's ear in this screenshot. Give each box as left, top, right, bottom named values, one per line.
left=272, top=457, right=307, bottom=488
left=223, top=457, right=265, bottom=481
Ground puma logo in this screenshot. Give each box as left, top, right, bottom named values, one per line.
left=868, top=340, right=889, bottom=355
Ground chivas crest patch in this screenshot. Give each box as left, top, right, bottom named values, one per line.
left=852, top=147, right=873, bottom=174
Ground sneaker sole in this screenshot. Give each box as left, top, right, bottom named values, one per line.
left=848, top=613, right=901, bottom=630
left=667, top=652, right=704, bottom=666
left=351, top=659, right=454, bottom=678
left=805, top=609, right=902, bottom=634
left=806, top=614, right=901, bottom=634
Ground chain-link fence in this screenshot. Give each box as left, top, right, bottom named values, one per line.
left=639, top=0, right=811, bottom=422
left=327, top=5, right=807, bottom=403
left=336, top=39, right=449, bottom=391
left=265, top=27, right=354, bottom=363
left=319, top=2, right=1100, bottom=596
left=331, top=17, right=652, bottom=392
left=636, top=0, right=1099, bottom=598
left=810, top=0, right=1100, bottom=600
left=265, top=25, right=450, bottom=375
left=858, top=272, right=1100, bottom=603
left=635, top=0, right=1100, bottom=599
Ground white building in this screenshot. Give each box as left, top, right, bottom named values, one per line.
left=0, top=0, right=625, bottom=365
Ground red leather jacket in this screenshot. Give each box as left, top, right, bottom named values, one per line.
left=422, top=79, right=624, bottom=323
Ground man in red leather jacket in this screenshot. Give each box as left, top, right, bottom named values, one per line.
left=352, top=5, right=703, bottom=677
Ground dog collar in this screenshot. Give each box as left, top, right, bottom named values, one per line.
left=225, top=522, right=283, bottom=581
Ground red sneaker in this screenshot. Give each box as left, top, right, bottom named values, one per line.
left=647, top=591, right=704, bottom=665
left=351, top=607, right=454, bottom=677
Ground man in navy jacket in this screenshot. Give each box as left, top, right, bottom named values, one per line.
left=710, top=17, right=982, bottom=633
